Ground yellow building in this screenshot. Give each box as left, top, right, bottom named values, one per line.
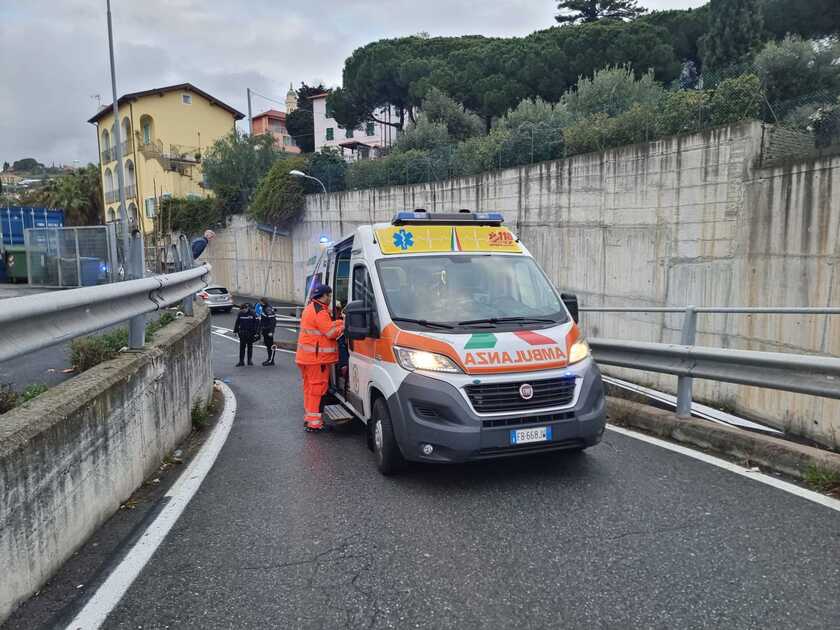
left=88, top=83, right=244, bottom=234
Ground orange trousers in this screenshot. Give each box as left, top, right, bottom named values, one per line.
left=298, top=363, right=329, bottom=429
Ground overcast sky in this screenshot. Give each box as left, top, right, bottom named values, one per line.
left=0, top=0, right=704, bottom=167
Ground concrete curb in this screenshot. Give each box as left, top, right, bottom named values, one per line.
left=607, top=397, right=840, bottom=482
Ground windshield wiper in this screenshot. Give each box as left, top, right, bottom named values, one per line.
left=457, top=317, right=558, bottom=326
left=392, top=317, right=455, bottom=330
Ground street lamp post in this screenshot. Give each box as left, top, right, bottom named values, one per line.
left=106, top=0, right=145, bottom=348
left=289, top=170, right=327, bottom=194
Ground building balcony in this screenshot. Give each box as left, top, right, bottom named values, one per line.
left=104, top=185, right=136, bottom=204
left=139, top=139, right=163, bottom=158
left=101, top=147, right=115, bottom=163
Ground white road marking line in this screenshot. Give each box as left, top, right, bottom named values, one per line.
left=210, top=330, right=295, bottom=354
left=606, top=424, right=840, bottom=513
left=66, top=381, right=238, bottom=630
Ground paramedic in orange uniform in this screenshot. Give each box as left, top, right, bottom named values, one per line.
left=295, top=284, right=344, bottom=432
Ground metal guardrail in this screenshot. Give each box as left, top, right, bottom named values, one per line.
left=0, top=264, right=210, bottom=363
left=582, top=305, right=840, bottom=417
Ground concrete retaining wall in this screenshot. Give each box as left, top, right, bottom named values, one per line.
left=287, top=121, right=840, bottom=449
left=0, top=305, right=213, bottom=622
left=201, top=214, right=295, bottom=302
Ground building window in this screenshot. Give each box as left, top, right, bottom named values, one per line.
left=366, top=122, right=375, bottom=137
left=345, top=128, right=354, bottom=139
left=182, top=94, right=192, bottom=105
left=144, top=197, right=157, bottom=218
left=326, top=127, right=334, bottom=141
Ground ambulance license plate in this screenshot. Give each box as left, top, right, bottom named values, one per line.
left=510, top=426, right=552, bottom=445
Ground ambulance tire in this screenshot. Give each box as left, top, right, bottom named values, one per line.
left=371, top=398, right=405, bottom=476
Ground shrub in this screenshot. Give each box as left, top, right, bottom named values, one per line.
left=562, top=66, right=665, bottom=119
left=451, top=129, right=511, bottom=176
left=0, top=384, right=18, bottom=414
left=158, top=196, right=222, bottom=237
left=307, top=148, right=347, bottom=193
left=346, top=149, right=434, bottom=189
left=392, top=117, right=451, bottom=154
left=658, top=90, right=710, bottom=136
left=564, top=113, right=614, bottom=155
left=754, top=36, right=840, bottom=105
left=69, top=328, right=129, bottom=372
left=809, top=102, right=840, bottom=148
left=146, top=311, right=177, bottom=339
left=420, top=88, right=484, bottom=141
left=21, top=383, right=48, bottom=403
left=708, top=74, right=763, bottom=126
left=248, top=156, right=307, bottom=225
left=191, top=400, right=210, bottom=430
left=68, top=313, right=176, bottom=372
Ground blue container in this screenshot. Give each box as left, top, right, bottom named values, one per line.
left=1, top=207, right=65, bottom=247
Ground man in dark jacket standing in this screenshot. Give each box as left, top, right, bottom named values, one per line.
left=191, top=229, right=216, bottom=260
left=233, top=303, right=258, bottom=366
left=260, top=299, right=277, bottom=366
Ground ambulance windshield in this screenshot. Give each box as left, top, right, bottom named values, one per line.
left=375, top=255, right=568, bottom=330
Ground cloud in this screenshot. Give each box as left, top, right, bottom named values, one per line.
left=0, top=0, right=705, bottom=166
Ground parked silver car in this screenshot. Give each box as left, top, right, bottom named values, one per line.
left=198, top=285, right=233, bottom=312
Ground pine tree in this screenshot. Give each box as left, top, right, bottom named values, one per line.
left=701, top=0, right=764, bottom=71
left=555, top=0, right=647, bottom=25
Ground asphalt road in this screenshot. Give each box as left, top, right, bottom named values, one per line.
left=8, top=308, right=840, bottom=629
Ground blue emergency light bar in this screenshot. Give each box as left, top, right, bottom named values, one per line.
left=391, top=210, right=505, bottom=226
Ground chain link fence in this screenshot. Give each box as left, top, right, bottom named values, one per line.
left=25, top=226, right=118, bottom=288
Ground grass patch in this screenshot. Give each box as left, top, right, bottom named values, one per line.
left=68, top=312, right=178, bottom=372
left=191, top=390, right=221, bottom=432
left=191, top=401, right=210, bottom=431
left=21, top=383, right=48, bottom=403
left=804, top=465, right=840, bottom=494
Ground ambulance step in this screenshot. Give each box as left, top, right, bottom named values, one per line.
left=323, top=404, right=354, bottom=421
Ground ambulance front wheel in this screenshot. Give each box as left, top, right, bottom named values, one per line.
left=371, top=398, right=405, bottom=476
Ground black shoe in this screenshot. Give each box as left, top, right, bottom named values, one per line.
left=261, top=360, right=271, bottom=366
left=235, top=362, right=244, bottom=367
left=247, top=361, right=253, bottom=366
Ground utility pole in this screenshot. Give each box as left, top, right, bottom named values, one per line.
left=106, top=0, right=145, bottom=347
left=247, top=88, right=253, bottom=135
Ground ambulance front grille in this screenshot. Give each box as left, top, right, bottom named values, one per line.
left=465, top=377, right=576, bottom=413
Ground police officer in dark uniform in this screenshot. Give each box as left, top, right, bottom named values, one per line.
left=233, top=303, right=258, bottom=366
left=260, top=298, right=277, bottom=366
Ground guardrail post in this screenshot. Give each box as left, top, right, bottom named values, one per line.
left=676, top=306, right=697, bottom=418
left=178, top=236, right=195, bottom=317
left=128, top=232, right=145, bottom=348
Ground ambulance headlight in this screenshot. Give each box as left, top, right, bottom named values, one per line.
left=568, top=339, right=591, bottom=365
left=395, top=347, right=462, bottom=374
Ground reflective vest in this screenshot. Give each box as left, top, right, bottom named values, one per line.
left=296, top=300, right=344, bottom=365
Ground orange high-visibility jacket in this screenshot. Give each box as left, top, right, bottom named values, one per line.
left=295, top=301, right=345, bottom=365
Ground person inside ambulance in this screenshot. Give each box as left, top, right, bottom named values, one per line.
left=295, top=284, right=345, bottom=432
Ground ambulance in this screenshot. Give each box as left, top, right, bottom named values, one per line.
left=309, top=210, right=606, bottom=474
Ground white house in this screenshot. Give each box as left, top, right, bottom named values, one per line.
left=310, top=93, right=401, bottom=160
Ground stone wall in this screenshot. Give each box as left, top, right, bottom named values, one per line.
left=0, top=305, right=213, bottom=623
left=288, top=121, right=840, bottom=449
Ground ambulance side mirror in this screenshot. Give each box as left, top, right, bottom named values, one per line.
left=561, top=293, right=579, bottom=323
left=345, top=300, right=373, bottom=340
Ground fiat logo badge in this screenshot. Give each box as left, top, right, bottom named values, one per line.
left=519, top=383, right=534, bottom=400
